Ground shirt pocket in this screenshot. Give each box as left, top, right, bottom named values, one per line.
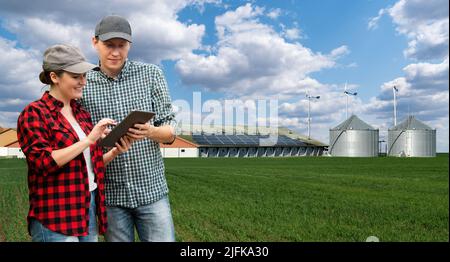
left=50, top=123, right=76, bottom=149
left=131, top=95, right=155, bottom=124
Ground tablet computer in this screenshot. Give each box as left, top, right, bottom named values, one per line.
left=99, top=110, right=155, bottom=147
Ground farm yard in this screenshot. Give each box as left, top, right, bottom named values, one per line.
left=0, top=155, right=448, bottom=242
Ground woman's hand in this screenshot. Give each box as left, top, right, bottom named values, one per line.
left=101, top=128, right=112, bottom=139
left=110, top=136, right=134, bottom=155
left=103, top=136, right=134, bottom=165
left=87, top=118, right=116, bottom=144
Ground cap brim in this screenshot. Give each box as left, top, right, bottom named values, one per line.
left=64, top=61, right=97, bottom=74
left=98, top=32, right=132, bottom=42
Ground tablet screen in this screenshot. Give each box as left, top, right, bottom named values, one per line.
left=99, top=110, right=155, bottom=147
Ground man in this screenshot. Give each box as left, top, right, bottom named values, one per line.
left=81, top=15, right=177, bottom=242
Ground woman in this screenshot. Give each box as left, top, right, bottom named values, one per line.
left=17, top=44, right=132, bottom=242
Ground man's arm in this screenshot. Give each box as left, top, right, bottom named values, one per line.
left=127, top=65, right=177, bottom=144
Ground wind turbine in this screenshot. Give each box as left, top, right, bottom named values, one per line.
left=393, top=86, right=398, bottom=126
left=344, top=82, right=357, bottom=119
left=305, top=90, right=320, bottom=140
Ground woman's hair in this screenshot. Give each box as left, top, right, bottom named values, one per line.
left=41, top=70, right=65, bottom=85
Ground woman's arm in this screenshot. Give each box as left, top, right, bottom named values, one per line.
left=51, top=138, right=93, bottom=167
left=17, top=106, right=60, bottom=174
left=51, top=118, right=116, bottom=168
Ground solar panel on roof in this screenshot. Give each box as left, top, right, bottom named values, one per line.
left=222, top=136, right=236, bottom=145
left=191, top=134, right=307, bottom=147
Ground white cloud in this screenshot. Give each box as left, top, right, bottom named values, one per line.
left=368, top=8, right=387, bottom=30
left=366, top=0, right=449, bottom=151
left=329, top=45, right=350, bottom=59
left=280, top=85, right=364, bottom=123
left=130, top=14, right=206, bottom=63
left=277, top=81, right=366, bottom=143
left=267, top=8, right=281, bottom=20
left=0, top=111, right=20, bottom=128
left=364, top=58, right=449, bottom=151
left=403, top=57, right=449, bottom=90
left=0, top=38, right=42, bottom=100
left=0, top=0, right=218, bottom=63
left=214, top=3, right=266, bottom=39
left=283, top=27, right=301, bottom=40
left=0, top=98, right=27, bottom=107
left=379, top=57, right=449, bottom=101
left=176, top=3, right=344, bottom=100
left=3, top=18, right=95, bottom=60
left=0, top=37, right=45, bottom=130
left=382, top=0, right=448, bottom=60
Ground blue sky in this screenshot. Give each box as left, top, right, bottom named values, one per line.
left=0, top=0, right=448, bottom=151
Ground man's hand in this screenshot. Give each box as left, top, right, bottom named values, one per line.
left=127, top=123, right=155, bottom=141
left=127, top=123, right=175, bottom=143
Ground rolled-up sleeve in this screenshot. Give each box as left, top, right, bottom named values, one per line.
left=17, top=106, right=59, bottom=174
left=151, top=66, right=177, bottom=130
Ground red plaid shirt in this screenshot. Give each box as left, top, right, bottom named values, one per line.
left=17, top=91, right=107, bottom=236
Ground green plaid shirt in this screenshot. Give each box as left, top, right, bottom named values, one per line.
left=80, top=60, right=176, bottom=208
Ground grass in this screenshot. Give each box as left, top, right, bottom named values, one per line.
left=0, top=155, right=448, bottom=242
left=0, top=158, right=29, bottom=242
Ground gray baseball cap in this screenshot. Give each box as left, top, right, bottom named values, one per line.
left=95, top=15, right=132, bottom=42
left=39, top=44, right=97, bottom=84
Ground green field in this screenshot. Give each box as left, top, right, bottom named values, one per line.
left=0, top=155, right=448, bottom=242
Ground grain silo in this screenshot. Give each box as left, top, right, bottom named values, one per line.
left=329, top=115, right=379, bottom=157
left=388, top=115, right=436, bottom=157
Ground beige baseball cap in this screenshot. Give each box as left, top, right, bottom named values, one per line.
left=39, top=44, right=97, bottom=84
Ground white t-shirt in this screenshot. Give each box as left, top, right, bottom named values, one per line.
left=70, top=121, right=97, bottom=192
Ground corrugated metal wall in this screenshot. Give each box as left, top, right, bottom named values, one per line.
left=388, top=129, right=436, bottom=157
left=329, top=129, right=379, bottom=157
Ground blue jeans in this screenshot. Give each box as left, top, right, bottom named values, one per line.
left=30, top=190, right=98, bottom=242
left=105, top=195, right=175, bottom=242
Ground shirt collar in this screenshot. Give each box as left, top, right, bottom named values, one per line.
left=41, top=91, right=82, bottom=112
left=95, top=59, right=130, bottom=81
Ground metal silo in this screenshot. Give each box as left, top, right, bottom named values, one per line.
left=329, top=115, right=379, bottom=157
left=388, top=115, right=436, bottom=157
